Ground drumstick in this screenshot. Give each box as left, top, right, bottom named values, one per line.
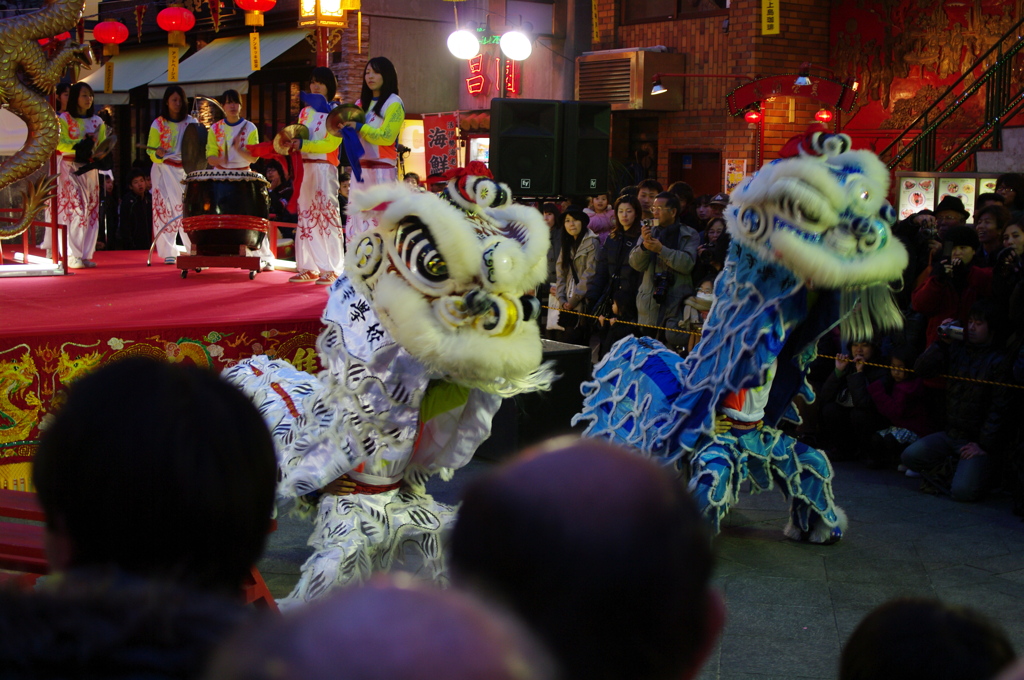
left=135, top=144, right=162, bottom=151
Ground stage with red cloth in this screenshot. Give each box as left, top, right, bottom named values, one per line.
left=0, top=249, right=330, bottom=485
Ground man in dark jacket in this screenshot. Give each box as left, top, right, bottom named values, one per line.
left=901, top=301, right=1010, bottom=501
left=117, top=169, right=152, bottom=250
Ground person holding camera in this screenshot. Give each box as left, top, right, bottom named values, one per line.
left=900, top=301, right=1010, bottom=501
left=912, top=225, right=993, bottom=347
left=628, top=192, right=699, bottom=351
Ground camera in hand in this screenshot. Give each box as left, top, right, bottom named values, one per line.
left=937, top=320, right=964, bottom=342
left=916, top=226, right=938, bottom=244
left=653, top=271, right=671, bottom=304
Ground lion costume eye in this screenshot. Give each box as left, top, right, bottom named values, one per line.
left=396, top=218, right=449, bottom=284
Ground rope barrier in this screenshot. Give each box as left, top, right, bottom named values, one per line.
left=544, top=305, right=1024, bottom=391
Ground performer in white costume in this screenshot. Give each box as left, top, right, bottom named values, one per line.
left=205, top=88, right=274, bottom=270
left=56, top=82, right=106, bottom=269
left=344, top=56, right=404, bottom=247
left=148, top=85, right=196, bottom=264
left=224, top=167, right=553, bottom=608
left=288, top=67, right=345, bottom=285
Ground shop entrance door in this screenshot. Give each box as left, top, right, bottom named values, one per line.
left=667, top=151, right=721, bottom=197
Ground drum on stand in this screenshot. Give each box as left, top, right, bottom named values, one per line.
left=178, top=169, right=271, bottom=279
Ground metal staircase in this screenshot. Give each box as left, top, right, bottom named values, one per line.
left=879, top=17, right=1024, bottom=173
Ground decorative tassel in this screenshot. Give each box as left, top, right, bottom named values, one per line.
left=135, top=5, right=146, bottom=43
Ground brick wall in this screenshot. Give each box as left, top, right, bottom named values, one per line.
left=592, top=0, right=832, bottom=188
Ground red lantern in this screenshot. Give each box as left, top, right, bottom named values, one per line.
left=815, top=108, right=833, bottom=123
left=236, top=0, right=276, bottom=25
left=94, top=20, right=129, bottom=56
left=744, top=109, right=762, bottom=124
left=158, top=6, right=196, bottom=46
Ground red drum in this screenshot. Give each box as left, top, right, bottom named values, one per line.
left=182, top=169, right=270, bottom=256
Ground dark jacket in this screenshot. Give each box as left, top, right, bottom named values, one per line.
left=587, top=226, right=642, bottom=321
left=915, top=338, right=1010, bottom=453
left=819, top=362, right=889, bottom=411
left=0, top=570, right=250, bottom=679
left=117, top=190, right=152, bottom=251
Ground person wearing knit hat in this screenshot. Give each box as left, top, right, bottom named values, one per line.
left=912, top=223, right=993, bottom=346
left=934, top=196, right=969, bottom=237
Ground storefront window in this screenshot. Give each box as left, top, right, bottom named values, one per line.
left=622, top=0, right=727, bottom=23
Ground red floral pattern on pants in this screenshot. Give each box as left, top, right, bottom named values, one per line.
left=298, top=190, right=341, bottom=241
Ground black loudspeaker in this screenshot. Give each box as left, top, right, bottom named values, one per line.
left=476, top=339, right=591, bottom=462
left=561, top=101, right=611, bottom=196
left=490, top=98, right=563, bottom=196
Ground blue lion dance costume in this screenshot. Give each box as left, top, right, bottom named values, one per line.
left=575, top=127, right=908, bottom=543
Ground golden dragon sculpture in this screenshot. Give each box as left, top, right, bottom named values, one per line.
left=0, top=0, right=93, bottom=239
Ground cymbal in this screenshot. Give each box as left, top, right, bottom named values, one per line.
left=194, top=95, right=225, bottom=119
left=181, top=122, right=209, bottom=175
left=92, top=133, right=117, bottom=160
left=325, top=104, right=365, bottom=138
left=273, top=124, right=309, bottom=156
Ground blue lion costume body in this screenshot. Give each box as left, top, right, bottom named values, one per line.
left=575, top=128, right=908, bottom=542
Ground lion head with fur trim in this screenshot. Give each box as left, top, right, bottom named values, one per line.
left=726, top=130, right=908, bottom=289
left=345, top=176, right=551, bottom=393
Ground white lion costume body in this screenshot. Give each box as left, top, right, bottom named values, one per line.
left=224, top=167, right=552, bottom=607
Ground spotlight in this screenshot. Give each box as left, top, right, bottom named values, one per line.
left=499, top=30, right=532, bottom=60
left=651, top=78, right=667, bottom=95
left=447, top=29, right=480, bottom=59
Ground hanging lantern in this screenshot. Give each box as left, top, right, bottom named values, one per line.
left=236, top=0, right=275, bottom=26
left=815, top=108, right=833, bottom=123
left=157, top=6, right=196, bottom=47
left=744, top=109, right=762, bottom=124
left=94, top=20, right=129, bottom=56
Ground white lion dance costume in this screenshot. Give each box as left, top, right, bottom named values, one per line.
left=224, top=167, right=552, bottom=607
left=575, top=127, right=908, bottom=543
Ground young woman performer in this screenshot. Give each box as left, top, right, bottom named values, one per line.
left=56, top=82, right=106, bottom=268
left=148, top=85, right=197, bottom=264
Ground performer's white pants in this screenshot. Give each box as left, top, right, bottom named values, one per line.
left=57, top=160, right=98, bottom=260
left=344, top=165, right=397, bottom=247
left=295, top=163, right=344, bottom=275
left=151, top=163, right=191, bottom=259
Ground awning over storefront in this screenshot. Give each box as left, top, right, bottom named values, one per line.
left=147, top=28, right=309, bottom=99
left=82, top=45, right=191, bottom=106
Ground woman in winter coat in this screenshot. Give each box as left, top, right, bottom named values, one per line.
left=556, top=206, right=600, bottom=345
left=588, top=195, right=643, bottom=357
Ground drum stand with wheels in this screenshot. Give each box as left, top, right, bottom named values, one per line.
left=177, top=247, right=262, bottom=279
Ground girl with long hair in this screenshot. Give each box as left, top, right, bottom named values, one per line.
left=555, top=206, right=600, bottom=345
left=589, top=195, right=643, bottom=356
left=56, top=82, right=107, bottom=268
left=344, top=57, right=405, bottom=246
left=288, top=67, right=345, bottom=284
left=148, top=85, right=197, bottom=264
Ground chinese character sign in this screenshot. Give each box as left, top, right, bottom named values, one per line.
left=762, top=0, right=779, bottom=35
left=423, top=113, right=459, bottom=179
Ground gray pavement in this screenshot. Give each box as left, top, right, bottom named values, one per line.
left=259, top=457, right=1024, bottom=680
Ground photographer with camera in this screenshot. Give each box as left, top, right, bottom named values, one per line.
left=912, top=225, right=993, bottom=347
left=628, top=192, right=699, bottom=351
left=900, top=301, right=1011, bottom=501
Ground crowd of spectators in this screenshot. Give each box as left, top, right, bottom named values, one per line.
left=5, top=358, right=1024, bottom=680
left=542, top=181, right=728, bottom=362
left=798, top=172, right=1024, bottom=514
